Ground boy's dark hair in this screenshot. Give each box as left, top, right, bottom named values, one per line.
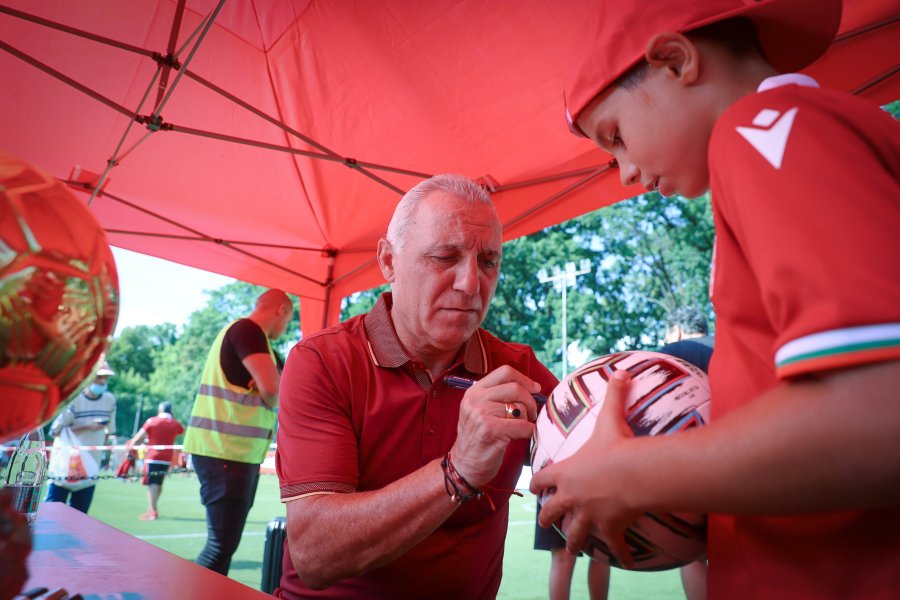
left=666, top=307, right=709, bottom=336
left=618, top=18, right=764, bottom=91
left=159, top=401, right=173, bottom=414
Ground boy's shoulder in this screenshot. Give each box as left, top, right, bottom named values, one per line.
left=726, top=82, right=890, bottom=123
left=711, top=82, right=898, bottom=175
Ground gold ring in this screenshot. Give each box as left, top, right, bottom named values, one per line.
left=505, top=403, right=521, bottom=419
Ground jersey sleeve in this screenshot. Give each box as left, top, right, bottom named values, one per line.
left=711, top=88, right=900, bottom=378
left=226, top=319, right=270, bottom=359
left=276, top=342, right=359, bottom=502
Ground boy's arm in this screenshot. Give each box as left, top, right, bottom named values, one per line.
left=532, top=359, right=900, bottom=562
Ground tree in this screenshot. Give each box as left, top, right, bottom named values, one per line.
left=340, top=284, right=388, bottom=321
left=486, top=192, right=715, bottom=376
left=105, top=323, right=177, bottom=436
left=106, top=323, right=177, bottom=380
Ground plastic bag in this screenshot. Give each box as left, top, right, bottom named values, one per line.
left=47, top=428, right=99, bottom=491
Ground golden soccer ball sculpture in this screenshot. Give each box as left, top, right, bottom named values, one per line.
left=0, top=152, right=119, bottom=443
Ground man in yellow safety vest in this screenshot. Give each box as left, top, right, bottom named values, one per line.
left=183, top=288, right=293, bottom=575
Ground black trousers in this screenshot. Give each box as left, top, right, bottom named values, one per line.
left=192, top=454, right=261, bottom=575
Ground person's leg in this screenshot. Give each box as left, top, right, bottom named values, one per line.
left=140, top=463, right=166, bottom=519
left=44, top=483, right=69, bottom=504
left=549, top=548, right=578, bottom=600
left=681, top=560, right=708, bottom=600
left=68, top=485, right=96, bottom=513
left=148, top=483, right=162, bottom=511
left=587, top=559, right=611, bottom=600
left=193, top=455, right=260, bottom=575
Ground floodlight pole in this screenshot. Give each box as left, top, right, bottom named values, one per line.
left=537, top=259, right=592, bottom=379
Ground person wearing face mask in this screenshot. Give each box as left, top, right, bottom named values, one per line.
left=45, top=359, right=118, bottom=514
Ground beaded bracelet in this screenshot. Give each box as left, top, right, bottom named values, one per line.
left=441, top=452, right=483, bottom=505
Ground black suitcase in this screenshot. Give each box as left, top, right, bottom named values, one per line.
left=261, top=516, right=288, bottom=594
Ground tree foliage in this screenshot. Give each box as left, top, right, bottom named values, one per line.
left=484, top=192, right=715, bottom=375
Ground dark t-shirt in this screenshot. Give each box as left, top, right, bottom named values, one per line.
left=658, top=336, right=714, bottom=374
left=220, top=318, right=270, bottom=388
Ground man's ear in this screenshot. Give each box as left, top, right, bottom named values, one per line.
left=376, top=238, right=396, bottom=282
left=645, top=32, right=700, bottom=85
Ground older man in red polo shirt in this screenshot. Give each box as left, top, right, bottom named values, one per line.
left=275, top=174, right=557, bottom=599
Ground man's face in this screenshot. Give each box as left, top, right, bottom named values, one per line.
left=576, top=67, right=713, bottom=199
left=94, top=375, right=109, bottom=386
left=380, top=192, right=502, bottom=358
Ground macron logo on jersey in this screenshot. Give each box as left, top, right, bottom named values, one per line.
left=736, top=107, right=798, bottom=169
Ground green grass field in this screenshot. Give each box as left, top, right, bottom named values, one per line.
left=62, top=473, right=686, bottom=598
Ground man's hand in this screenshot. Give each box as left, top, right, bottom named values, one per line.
left=530, top=369, right=642, bottom=568
left=449, top=365, right=541, bottom=489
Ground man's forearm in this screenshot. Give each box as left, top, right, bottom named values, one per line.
left=287, top=458, right=458, bottom=590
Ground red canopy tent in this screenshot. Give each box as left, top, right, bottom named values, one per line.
left=1, top=1, right=897, bottom=335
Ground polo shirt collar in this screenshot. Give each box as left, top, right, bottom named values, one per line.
left=363, top=292, right=488, bottom=374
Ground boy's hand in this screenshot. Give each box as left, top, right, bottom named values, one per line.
left=530, top=369, right=641, bottom=568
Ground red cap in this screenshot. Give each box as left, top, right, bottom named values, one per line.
left=564, top=0, right=842, bottom=136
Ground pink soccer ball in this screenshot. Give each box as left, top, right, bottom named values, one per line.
left=532, top=350, right=711, bottom=570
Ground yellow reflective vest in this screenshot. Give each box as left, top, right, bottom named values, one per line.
left=183, top=320, right=276, bottom=464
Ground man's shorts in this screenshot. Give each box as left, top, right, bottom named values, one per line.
left=143, top=462, right=170, bottom=486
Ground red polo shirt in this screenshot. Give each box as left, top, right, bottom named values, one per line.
left=708, top=77, right=900, bottom=598
left=275, top=293, right=557, bottom=599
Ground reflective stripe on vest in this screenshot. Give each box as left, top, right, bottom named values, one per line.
left=182, top=320, right=276, bottom=464
left=188, top=416, right=272, bottom=440
left=197, top=383, right=269, bottom=408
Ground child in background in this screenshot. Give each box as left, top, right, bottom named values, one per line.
left=127, top=401, right=184, bottom=520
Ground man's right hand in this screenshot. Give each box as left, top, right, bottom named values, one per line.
left=448, top=365, right=541, bottom=489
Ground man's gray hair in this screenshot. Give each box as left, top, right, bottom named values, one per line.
left=386, top=174, right=495, bottom=249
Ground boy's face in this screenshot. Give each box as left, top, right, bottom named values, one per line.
left=575, top=67, right=712, bottom=199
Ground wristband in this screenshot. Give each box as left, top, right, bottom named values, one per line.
left=441, top=452, right=483, bottom=505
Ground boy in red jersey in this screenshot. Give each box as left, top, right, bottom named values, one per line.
left=531, top=1, right=900, bottom=598
left=128, top=402, right=185, bottom=520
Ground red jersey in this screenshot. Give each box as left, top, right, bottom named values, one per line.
left=142, top=414, right=185, bottom=464
left=708, top=76, right=900, bottom=598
